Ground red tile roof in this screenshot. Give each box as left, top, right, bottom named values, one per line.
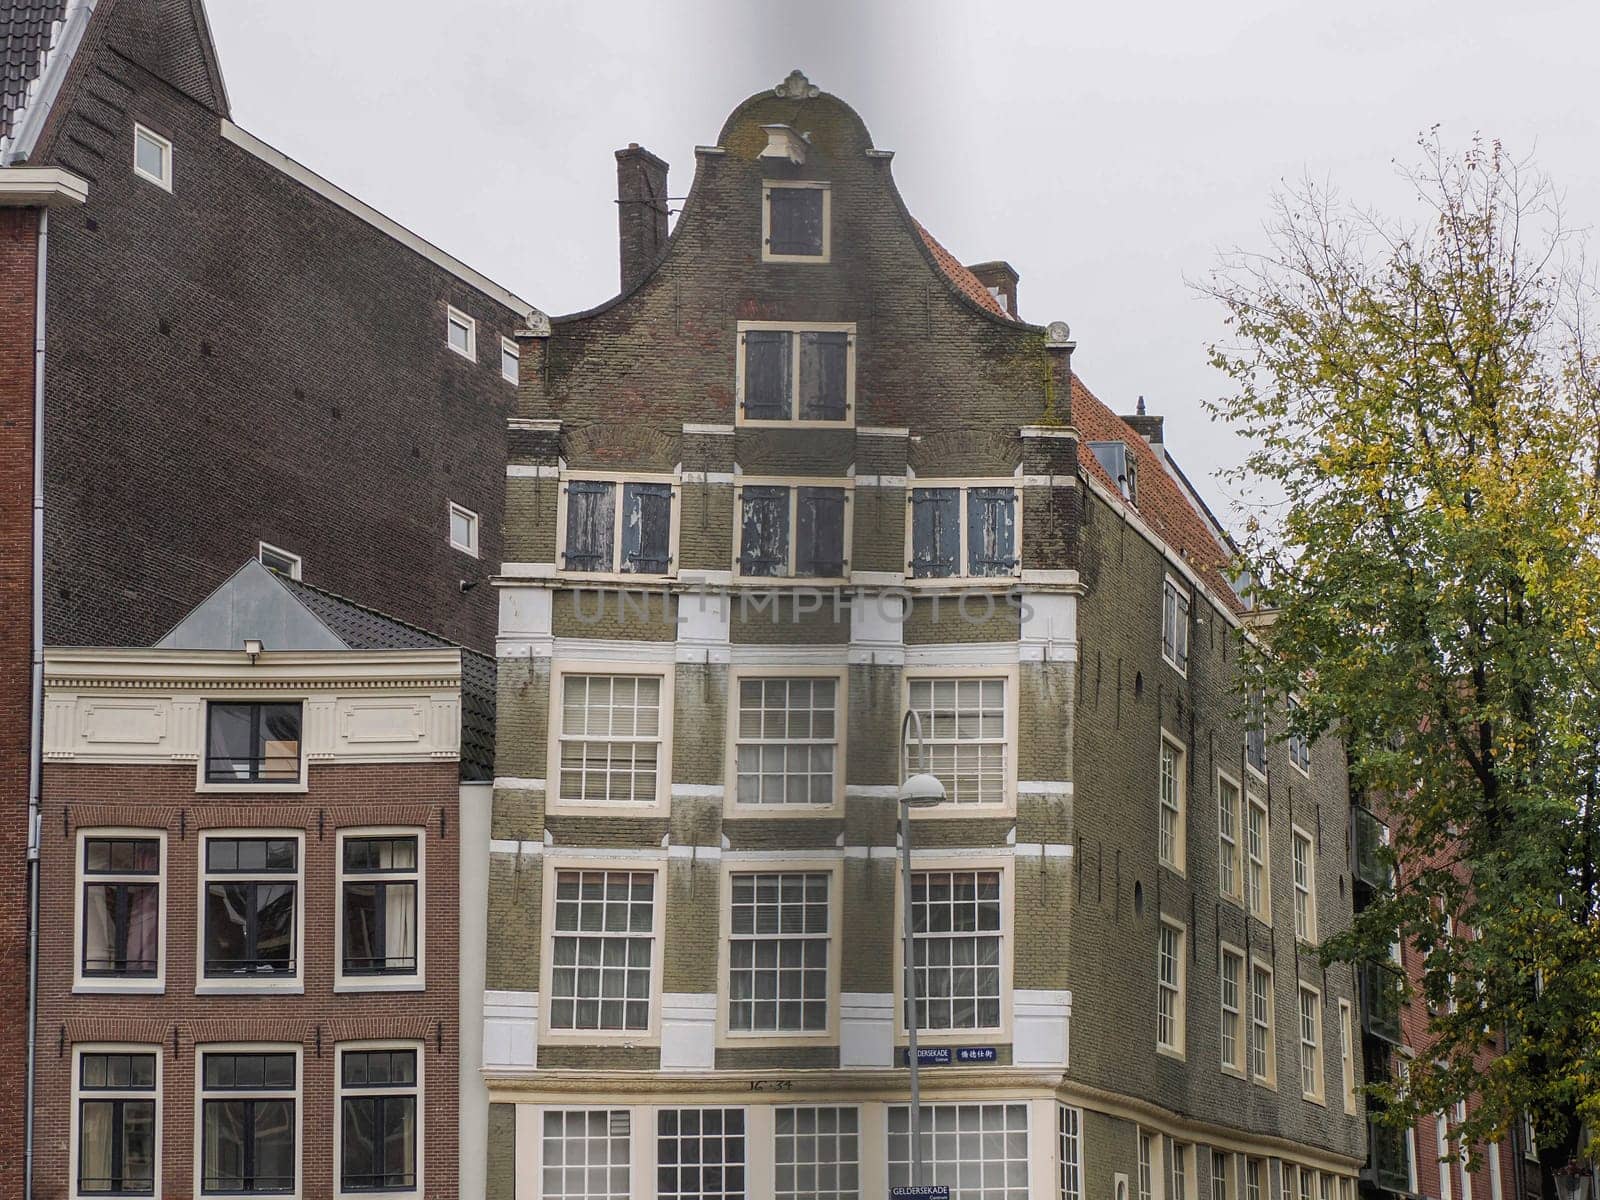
left=915, top=221, right=1013, bottom=319
left=911, top=219, right=1242, bottom=612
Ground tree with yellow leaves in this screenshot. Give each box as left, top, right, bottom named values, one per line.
left=1207, top=134, right=1600, bottom=1196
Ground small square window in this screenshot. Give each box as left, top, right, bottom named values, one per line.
left=500, top=336, right=519, bottom=384
left=258, top=541, right=302, bottom=580
left=763, top=183, right=830, bottom=262
left=446, top=306, right=476, bottom=360
left=132, top=125, right=171, bottom=191
left=449, top=502, right=479, bottom=557
left=205, top=702, right=303, bottom=784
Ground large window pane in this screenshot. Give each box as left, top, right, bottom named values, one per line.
left=550, top=871, right=655, bottom=1031
left=775, top=1107, right=858, bottom=1200
left=888, top=1103, right=1030, bottom=1200
left=734, top=678, right=837, bottom=806
left=542, top=1110, right=631, bottom=1200
left=205, top=703, right=302, bottom=783
left=657, top=1108, right=746, bottom=1199
left=909, top=871, right=1003, bottom=1030
left=906, top=678, right=1006, bottom=805
left=729, top=873, right=830, bottom=1032
left=558, top=675, right=663, bottom=804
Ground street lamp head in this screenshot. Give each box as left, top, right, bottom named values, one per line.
left=1555, top=1162, right=1592, bottom=1200
left=899, top=773, right=947, bottom=807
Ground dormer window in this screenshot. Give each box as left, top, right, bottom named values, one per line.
left=763, top=182, right=830, bottom=262
left=1089, top=441, right=1138, bottom=503
left=736, top=322, right=854, bottom=426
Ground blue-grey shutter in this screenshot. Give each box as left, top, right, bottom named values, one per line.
left=795, top=487, right=846, bottom=577
left=967, top=488, right=1017, bottom=576
left=798, top=332, right=849, bottom=421
left=1162, top=583, right=1177, bottom=663
left=563, top=480, right=615, bottom=571
left=743, top=331, right=792, bottom=420
left=909, top=488, right=960, bottom=578
left=768, top=188, right=824, bottom=256
left=739, top=486, right=790, bottom=576
left=620, top=483, right=672, bottom=574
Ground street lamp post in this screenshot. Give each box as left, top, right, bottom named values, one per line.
left=899, top=709, right=947, bottom=1190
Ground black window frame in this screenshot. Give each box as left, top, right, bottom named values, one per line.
left=199, top=1052, right=297, bottom=1196
left=80, top=837, right=161, bottom=978
left=77, top=1051, right=157, bottom=1197
left=341, top=836, right=421, bottom=977
left=204, top=702, right=303, bottom=784
left=339, top=1049, right=420, bottom=1193
left=202, top=838, right=299, bottom=980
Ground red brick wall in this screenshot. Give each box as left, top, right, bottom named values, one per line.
left=0, top=205, right=41, bottom=1200
left=33, top=761, right=462, bottom=1200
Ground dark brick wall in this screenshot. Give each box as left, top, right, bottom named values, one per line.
left=0, top=204, right=40, bottom=1200
left=31, top=0, right=519, bottom=652
left=33, top=760, right=462, bottom=1200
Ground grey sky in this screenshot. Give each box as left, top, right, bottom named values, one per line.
left=206, top=0, right=1600, bottom=523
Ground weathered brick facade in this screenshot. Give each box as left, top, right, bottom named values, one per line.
left=480, top=73, right=1366, bottom=1199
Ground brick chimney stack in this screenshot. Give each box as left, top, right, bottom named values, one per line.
left=967, top=260, right=1020, bottom=317
left=1123, top=395, right=1165, bottom=444
left=615, top=144, right=669, bottom=292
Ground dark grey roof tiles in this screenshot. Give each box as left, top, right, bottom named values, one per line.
left=277, top=574, right=497, bottom=782
left=1, top=1, right=66, bottom=142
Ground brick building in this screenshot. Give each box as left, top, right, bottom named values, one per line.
left=2, top=0, right=539, bottom=1190
left=32, top=560, right=494, bottom=1199
left=479, top=71, right=1366, bottom=1199
left=1351, top=808, right=1538, bottom=1200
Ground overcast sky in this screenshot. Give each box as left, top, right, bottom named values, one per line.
left=206, top=0, right=1599, bottom=522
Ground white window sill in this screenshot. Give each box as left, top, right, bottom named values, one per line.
left=1156, top=1044, right=1187, bottom=1062
left=725, top=803, right=845, bottom=820
left=894, top=1028, right=1009, bottom=1047
left=196, top=980, right=304, bottom=996
left=73, top=979, right=165, bottom=995
left=735, top=416, right=854, bottom=429
left=196, top=781, right=308, bottom=795
left=334, top=979, right=426, bottom=994
left=537, top=1029, right=660, bottom=1048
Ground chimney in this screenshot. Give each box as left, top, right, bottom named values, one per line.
left=1122, top=395, right=1164, bottom=444
left=615, top=143, right=669, bottom=292
left=967, top=260, right=1020, bottom=317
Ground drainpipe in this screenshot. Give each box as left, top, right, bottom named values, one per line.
left=24, top=205, right=49, bottom=1200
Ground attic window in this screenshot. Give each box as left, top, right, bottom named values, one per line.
left=500, top=337, right=519, bottom=385
left=763, top=182, right=830, bottom=262
left=446, top=307, right=476, bottom=360
left=1088, top=441, right=1138, bottom=503
left=258, top=542, right=302, bottom=580
left=449, top=502, right=480, bottom=557
left=133, top=124, right=172, bottom=190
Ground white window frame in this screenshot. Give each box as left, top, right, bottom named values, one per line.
left=539, top=857, right=666, bottom=1046
left=1299, top=983, right=1325, bottom=1103
left=735, top=320, right=854, bottom=426
left=1219, top=942, right=1246, bottom=1077
left=1139, top=1131, right=1158, bottom=1200
left=132, top=124, right=172, bottom=191
left=333, top=1041, right=424, bottom=1199
left=1169, top=1138, right=1193, bottom=1200
left=1438, top=1111, right=1455, bottom=1200
left=888, top=1102, right=1032, bottom=1198
left=1213, top=1150, right=1233, bottom=1200
left=1292, top=824, right=1318, bottom=944
left=1250, top=957, right=1276, bottom=1086
left=448, top=501, right=480, bottom=558
left=547, top=662, right=674, bottom=814
left=500, top=336, right=519, bottom=385
left=1339, top=997, right=1356, bottom=1114
left=725, top=666, right=848, bottom=816
left=761, top=180, right=832, bottom=264
left=257, top=541, right=302, bottom=580
left=1488, top=1142, right=1504, bottom=1200
left=196, top=697, right=308, bottom=794
left=192, top=1043, right=302, bottom=1200
left=334, top=828, right=425, bottom=993
left=445, top=306, right=476, bottom=360
left=195, top=830, right=306, bottom=995
left=903, top=476, right=1024, bottom=584
left=1159, top=733, right=1187, bottom=873
left=717, top=859, right=842, bottom=1046
left=70, top=1043, right=162, bottom=1200
left=1457, top=1100, right=1473, bottom=1200
left=1246, top=793, right=1271, bottom=922
left=892, top=855, right=1014, bottom=1043
left=901, top=666, right=1018, bottom=815
left=1157, top=917, right=1187, bottom=1058
left=555, top=470, right=681, bottom=582
left=1060, top=1104, right=1084, bottom=1200
left=732, top=475, right=853, bottom=582
left=1162, top=575, right=1191, bottom=674
left=1218, top=770, right=1243, bottom=904
left=73, top=828, right=166, bottom=994
left=1246, top=1159, right=1264, bottom=1200
left=537, top=1108, right=633, bottom=1200
left=774, top=1105, right=858, bottom=1200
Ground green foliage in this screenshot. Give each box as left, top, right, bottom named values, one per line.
left=1205, top=134, right=1600, bottom=1171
